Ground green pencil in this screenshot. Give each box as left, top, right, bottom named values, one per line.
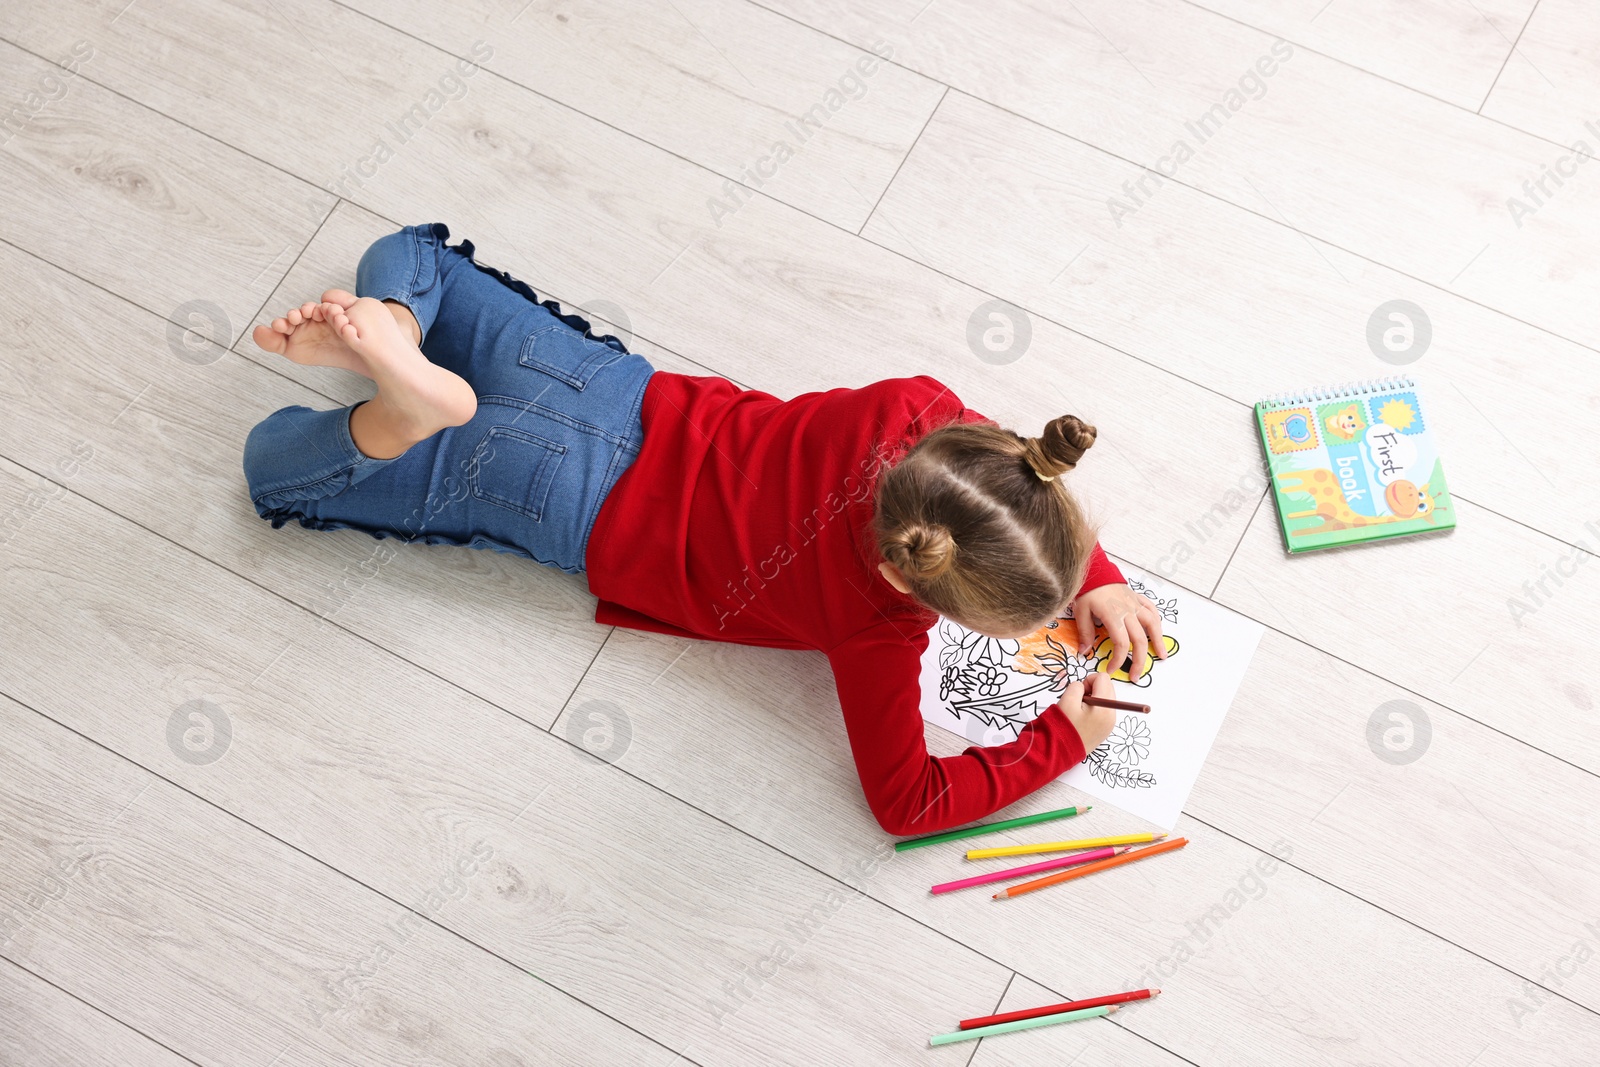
left=893, top=805, right=1091, bottom=852
left=929, top=1004, right=1114, bottom=1045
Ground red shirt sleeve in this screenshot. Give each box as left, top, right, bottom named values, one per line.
left=1079, top=543, right=1124, bottom=594
left=826, top=619, right=1089, bottom=837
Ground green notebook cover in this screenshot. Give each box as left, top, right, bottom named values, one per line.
left=1254, top=376, right=1455, bottom=553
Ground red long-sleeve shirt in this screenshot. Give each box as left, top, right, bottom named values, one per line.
left=584, top=372, right=1126, bottom=836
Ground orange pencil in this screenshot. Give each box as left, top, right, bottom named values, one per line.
left=993, top=837, right=1189, bottom=899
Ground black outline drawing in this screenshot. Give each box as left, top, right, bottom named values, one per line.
left=931, top=582, right=1180, bottom=789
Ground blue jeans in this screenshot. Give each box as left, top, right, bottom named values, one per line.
left=242, top=223, right=655, bottom=575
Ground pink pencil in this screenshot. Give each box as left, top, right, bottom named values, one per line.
left=930, top=846, right=1131, bottom=895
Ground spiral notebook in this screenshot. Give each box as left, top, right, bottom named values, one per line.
left=1254, top=376, right=1454, bottom=552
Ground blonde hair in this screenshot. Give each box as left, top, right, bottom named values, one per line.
left=871, top=413, right=1101, bottom=634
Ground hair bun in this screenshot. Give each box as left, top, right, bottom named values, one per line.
left=1020, top=414, right=1097, bottom=481
left=883, top=521, right=956, bottom=581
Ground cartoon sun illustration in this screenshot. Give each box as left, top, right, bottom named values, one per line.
left=1376, top=398, right=1416, bottom=432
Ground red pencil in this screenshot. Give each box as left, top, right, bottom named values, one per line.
left=960, top=988, right=1161, bottom=1029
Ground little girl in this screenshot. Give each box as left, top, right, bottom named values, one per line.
left=244, top=223, right=1166, bottom=837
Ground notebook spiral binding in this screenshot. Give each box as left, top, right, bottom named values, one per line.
left=1256, top=375, right=1415, bottom=410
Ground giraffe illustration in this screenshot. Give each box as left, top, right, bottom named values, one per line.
left=1276, top=468, right=1440, bottom=536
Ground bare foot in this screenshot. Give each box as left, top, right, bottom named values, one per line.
left=322, top=288, right=421, bottom=345
left=320, top=297, right=477, bottom=447
left=252, top=301, right=371, bottom=378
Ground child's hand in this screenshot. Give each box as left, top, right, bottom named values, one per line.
left=1071, top=582, right=1167, bottom=682
left=1057, top=673, right=1117, bottom=753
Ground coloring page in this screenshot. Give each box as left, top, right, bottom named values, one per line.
left=917, top=560, right=1265, bottom=829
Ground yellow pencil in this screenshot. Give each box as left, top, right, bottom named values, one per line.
left=966, top=833, right=1166, bottom=860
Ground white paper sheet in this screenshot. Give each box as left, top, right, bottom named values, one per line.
left=917, top=559, right=1264, bottom=830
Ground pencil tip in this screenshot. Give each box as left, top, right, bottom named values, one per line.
left=1152, top=988, right=1162, bottom=995
left=1106, top=1005, right=1120, bottom=1014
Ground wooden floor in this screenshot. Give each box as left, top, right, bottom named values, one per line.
left=2, top=1, right=1597, bottom=1063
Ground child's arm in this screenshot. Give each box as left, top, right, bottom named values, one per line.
left=826, top=621, right=1106, bottom=837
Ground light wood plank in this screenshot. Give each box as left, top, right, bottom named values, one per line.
left=1188, top=0, right=1536, bottom=109
left=966, top=974, right=1189, bottom=1066
left=0, top=232, right=614, bottom=730
left=553, top=630, right=1600, bottom=1065
left=761, top=0, right=1600, bottom=346
left=0, top=37, right=330, bottom=342
left=332, top=0, right=946, bottom=231
left=0, top=956, right=194, bottom=1067
left=0, top=694, right=680, bottom=1067
left=1215, top=496, right=1600, bottom=773
left=0, top=0, right=942, bottom=233
left=0, top=0, right=1275, bottom=591
left=0, top=458, right=1013, bottom=1066
left=856, top=88, right=1600, bottom=548
left=550, top=627, right=1600, bottom=1062
left=1190, top=628, right=1600, bottom=1010
left=1482, top=0, right=1600, bottom=144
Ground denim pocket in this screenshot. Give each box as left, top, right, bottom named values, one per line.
left=518, top=320, right=629, bottom=392
left=470, top=425, right=565, bottom=521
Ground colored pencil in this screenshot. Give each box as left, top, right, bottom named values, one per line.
left=993, top=837, right=1190, bottom=899
left=930, top=846, right=1130, bottom=894
left=929, top=1005, right=1115, bottom=1045
left=966, top=832, right=1166, bottom=860
left=1081, top=694, right=1150, bottom=714
left=894, top=805, right=1091, bottom=852
left=960, top=988, right=1160, bottom=1029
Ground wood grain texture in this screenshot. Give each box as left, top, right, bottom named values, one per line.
left=1187, top=0, right=1537, bottom=109
left=0, top=234, right=610, bottom=731
left=1216, top=495, right=1600, bottom=773
left=0, top=0, right=1275, bottom=592
left=0, top=956, right=194, bottom=1067
left=965, top=974, right=1190, bottom=1066
left=1481, top=0, right=1600, bottom=142
left=554, top=625, right=1600, bottom=1063
left=859, top=88, right=1600, bottom=548
left=0, top=37, right=331, bottom=344
left=0, top=694, right=678, bottom=1067
left=762, top=0, right=1600, bottom=346
left=0, top=459, right=1011, bottom=1066
left=2, top=0, right=1596, bottom=1060
left=331, top=0, right=947, bottom=231
left=1190, top=629, right=1600, bottom=1012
